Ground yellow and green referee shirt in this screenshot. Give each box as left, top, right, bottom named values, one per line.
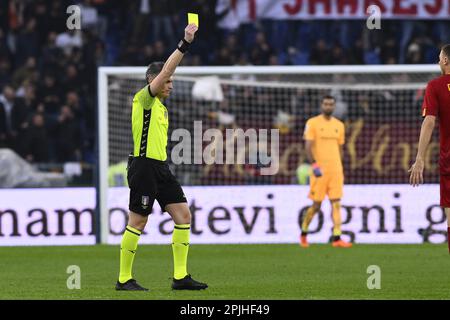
left=131, top=85, right=169, bottom=161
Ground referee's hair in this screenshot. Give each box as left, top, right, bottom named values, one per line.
left=146, top=62, right=164, bottom=83
left=442, top=44, right=450, bottom=58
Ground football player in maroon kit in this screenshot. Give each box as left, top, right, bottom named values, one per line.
left=410, top=44, right=450, bottom=252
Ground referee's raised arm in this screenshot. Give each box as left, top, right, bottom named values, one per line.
left=149, top=24, right=198, bottom=95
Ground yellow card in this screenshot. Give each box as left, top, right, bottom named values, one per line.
left=188, top=13, right=199, bottom=27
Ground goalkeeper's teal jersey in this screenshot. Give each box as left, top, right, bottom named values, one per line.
left=131, top=85, right=168, bottom=161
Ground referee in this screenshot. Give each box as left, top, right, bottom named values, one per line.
left=116, top=23, right=207, bottom=291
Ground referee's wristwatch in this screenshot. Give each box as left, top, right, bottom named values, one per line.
left=177, top=38, right=191, bottom=54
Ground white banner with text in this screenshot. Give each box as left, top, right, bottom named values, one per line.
left=0, top=185, right=446, bottom=246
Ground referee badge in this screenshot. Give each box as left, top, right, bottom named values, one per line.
left=141, top=196, right=150, bottom=209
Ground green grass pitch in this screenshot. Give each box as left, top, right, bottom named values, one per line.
left=1, top=244, right=449, bottom=300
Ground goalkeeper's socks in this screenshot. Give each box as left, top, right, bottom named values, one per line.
left=172, top=224, right=190, bottom=280
left=119, top=225, right=141, bottom=283
left=301, top=206, right=316, bottom=233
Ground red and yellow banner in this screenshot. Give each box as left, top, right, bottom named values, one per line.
left=217, top=0, right=450, bottom=26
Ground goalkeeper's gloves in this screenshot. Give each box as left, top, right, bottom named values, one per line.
left=312, top=162, right=322, bottom=177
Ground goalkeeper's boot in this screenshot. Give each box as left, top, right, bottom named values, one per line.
left=115, top=279, right=149, bottom=291
left=300, top=235, right=309, bottom=248
left=172, top=274, right=208, bottom=290
left=332, top=239, right=353, bottom=248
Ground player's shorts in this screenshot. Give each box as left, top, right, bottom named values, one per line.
left=308, top=171, right=344, bottom=202
left=440, top=175, right=450, bottom=208
left=127, top=156, right=187, bottom=216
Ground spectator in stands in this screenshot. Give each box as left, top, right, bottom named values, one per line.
left=0, top=2, right=7, bottom=33
left=149, top=0, right=177, bottom=45
left=0, top=85, right=29, bottom=152
left=330, top=44, right=348, bottom=65
left=138, top=45, right=155, bottom=66
left=0, top=24, right=9, bottom=56
left=348, top=38, right=364, bottom=64
left=23, top=113, right=49, bottom=163
left=53, top=105, right=82, bottom=162
left=118, top=43, right=141, bottom=66
left=94, top=39, right=106, bottom=66
left=250, top=32, right=274, bottom=65
left=216, top=47, right=234, bottom=65
left=131, top=0, right=151, bottom=45
left=20, top=83, right=37, bottom=113
left=15, top=18, right=39, bottom=67
left=63, top=64, right=83, bottom=93
left=380, top=37, right=398, bottom=64
left=0, top=57, right=12, bottom=90
left=38, top=74, right=61, bottom=115
left=65, top=90, right=84, bottom=121
left=153, top=40, right=168, bottom=61
left=310, top=39, right=332, bottom=65
left=55, top=29, right=83, bottom=56
left=224, top=33, right=241, bottom=61
left=268, top=54, right=279, bottom=66
left=12, top=56, right=37, bottom=89
left=79, top=0, right=100, bottom=33
left=47, top=0, right=68, bottom=35
left=406, top=40, right=423, bottom=64
left=33, top=0, right=51, bottom=45
left=41, top=32, right=63, bottom=72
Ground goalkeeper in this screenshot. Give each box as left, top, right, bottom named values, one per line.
left=300, top=95, right=352, bottom=248
left=115, top=23, right=207, bottom=291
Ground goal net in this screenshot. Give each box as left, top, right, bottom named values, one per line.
left=98, top=64, right=440, bottom=242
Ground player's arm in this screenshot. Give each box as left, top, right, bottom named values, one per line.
left=339, top=145, right=344, bottom=161
left=304, top=120, right=315, bottom=163
left=409, top=115, right=436, bottom=186
left=305, top=140, right=315, bottom=163
left=304, top=120, right=322, bottom=177
left=305, top=140, right=322, bottom=177
left=150, top=24, right=198, bottom=96
left=410, top=81, right=438, bottom=186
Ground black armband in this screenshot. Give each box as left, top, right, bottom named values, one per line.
left=177, top=38, right=191, bottom=54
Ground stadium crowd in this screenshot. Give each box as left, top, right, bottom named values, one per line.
left=0, top=0, right=449, bottom=166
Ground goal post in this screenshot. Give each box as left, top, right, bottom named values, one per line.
left=97, top=64, right=440, bottom=244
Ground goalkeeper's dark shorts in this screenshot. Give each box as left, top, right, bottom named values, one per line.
left=127, top=156, right=187, bottom=216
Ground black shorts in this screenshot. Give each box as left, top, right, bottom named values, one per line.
left=127, top=156, right=187, bottom=216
